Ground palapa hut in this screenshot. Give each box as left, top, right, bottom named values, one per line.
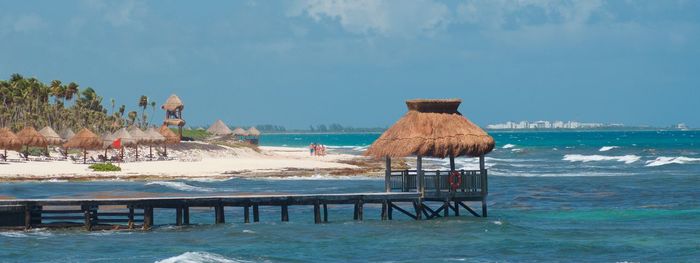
left=246, top=127, right=261, bottom=145
left=101, top=132, right=116, bottom=160
left=159, top=124, right=180, bottom=156
left=128, top=126, right=151, bottom=160
left=112, top=128, right=136, bottom=160
left=146, top=127, right=166, bottom=159
left=59, top=128, right=75, bottom=141
left=365, top=99, right=495, bottom=218
left=63, top=128, right=102, bottom=164
left=232, top=127, right=248, bottom=141
left=207, top=120, right=232, bottom=136
left=0, top=128, right=21, bottom=158
left=16, top=126, right=48, bottom=156
left=162, top=94, right=185, bottom=139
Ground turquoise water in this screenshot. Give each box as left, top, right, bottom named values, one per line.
left=2, top=131, right=700, bottom=262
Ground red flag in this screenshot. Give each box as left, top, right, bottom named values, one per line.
left=112, top=138, right=121, bottom=149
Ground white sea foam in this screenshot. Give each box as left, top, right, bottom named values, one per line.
left=645, top=156, right=700, bottom=167
left=253, top=174, right=380, bottom=181
left=511, top=148, right=523, bottom=153
left=0, top=232, right=28, bottom=238
left=185, top=177, right=234, bottom=183
left=156, top=251, right=248, bottom=263
left=146, top=181, right=215, bottom=192
left=562, top=154, right=640, bottom=164
left=502, top=144, right=516, bottom=149
left=242, top=229, right=255, bottom=234
left=491, top=171, right=636, bottom=177
left=492, top=220, right=503, bottom=225
left=599, top=146, right=619, bottom=152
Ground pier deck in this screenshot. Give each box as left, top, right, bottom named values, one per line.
left=0, top=192, right=464, bottom=231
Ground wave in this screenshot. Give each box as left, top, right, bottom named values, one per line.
left=562, top=154, right=640, bottom=164
left=502, top=144, right=516, bottom=149
left=645, top=156, right=700, bottom=167
left=156, top=251, right=248, bottom=263
left=599, top=146, right=618, bottom=152
left=490, top=170, right=636, bottom=177
left=146, top=181, right=215, bottom=192
left=252, top=174, right=380, bottom=181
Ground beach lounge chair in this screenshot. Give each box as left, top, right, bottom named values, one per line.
left=19, top=152, right=29, bottom=161
left=89, top=156, right=98, bottom=163
left=0, top=154, right=6, bottom=162
left=69, top=155, right=80, bottom=163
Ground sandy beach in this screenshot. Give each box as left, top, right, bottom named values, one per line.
left=0, top=143, right=380, bottom=181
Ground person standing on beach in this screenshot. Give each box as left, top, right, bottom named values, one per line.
left=309, top=143, right=315, bottom=156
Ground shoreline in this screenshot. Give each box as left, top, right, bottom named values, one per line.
left=0, top=145, right=390, bottom=182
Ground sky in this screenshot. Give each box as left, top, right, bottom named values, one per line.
left=1, top=0, right=699, bottom=128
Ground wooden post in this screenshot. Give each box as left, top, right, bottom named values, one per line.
left=281, top=205, right=289, bottom=222
left=244, top=206, right=250, bottom=223
left=416, top=155, right=424, bottom=194
left=143, top=206, right=153, bottom=230
left=313, top=202, right=321, bottom=224
left=381, top=200, right=388, bottom=220
left=176, top=207, right=183, bottom=226
left=413, top=201, right=422, bottom=220
left=449, top=155, right=456, bottom=171
left=24, top=206, right=32, bottom=230
left=215, top=205, right=225, bottom=224
left=357, top=199, right=364, bottom=221
left=454, top=201, right=460, bottom=216
left=83, top=206, right=92, bottom=231
left=322, top=203, right=328, bottom=222
left=479, top=154, right=487, bottom=217
left=128, top=206, right=135, bottom=228
left=385, top=156, right=391, bottom=192
left=183, top=207, right=190, bottom=225
left=253, top=205, right=259, bottom=222
left=444, top=200, right=449, bottom=217
left=388, top=201, right=393, bottom=220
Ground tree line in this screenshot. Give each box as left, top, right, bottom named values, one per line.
left=0, top=73, right=159, bottom=133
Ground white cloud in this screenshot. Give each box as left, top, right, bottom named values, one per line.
left=82, top=0, right=148, bottom=27
left=289, top=0, right=450, bottom=37
left=456, top=0, right=606, bottom=30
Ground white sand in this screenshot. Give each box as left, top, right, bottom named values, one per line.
left=0, top=144, right=363, bottom=181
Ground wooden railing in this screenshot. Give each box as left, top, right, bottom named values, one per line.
left=388, top=169, right=487, bottom=196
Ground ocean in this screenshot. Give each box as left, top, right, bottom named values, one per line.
left=1, top=131, right=699, bottom=262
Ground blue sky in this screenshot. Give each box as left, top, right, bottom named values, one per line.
left=1, top=0, right=698, bottom=128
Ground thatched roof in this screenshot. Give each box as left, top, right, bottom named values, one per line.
left=112, top=128, right=136, bottom=147
left=128, top=126, right=151, bottom=144
left=159, top=125, right=180, bottom=145
left=232, top=127, right=248, bottom=136
left=365, top=99, right=495, bottom=159
left=59, top=128, right=75, bottom=141
left=162, top=94, right=184, bottom=111
left=164, top=119, right=185, bottom=127
left=208, top=120, right=232, bottom=135
left=16, top=126, right=48, bottom=147
left=63, top=128, right=102, bottom=149
left=146, top=127, right=166, bottom=144
left=101, top=132, right=116, bottom=149
left=0, top=128, right=21, bottom=151
left=39, top=126, right=63, bottom=145
left=247, top=127, right=261, bottom=137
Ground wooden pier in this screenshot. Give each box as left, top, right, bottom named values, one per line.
left=0, top=192, right=470, bottom=231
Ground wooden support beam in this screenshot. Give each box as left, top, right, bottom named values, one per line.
left=381, top=201, right=388, bottom=220
left=143, top=207, right=154, bottom=230
left=183, top=207, right=190, bottom=225
left=281, top=205, right=289, bottom=222
left=253, top=205, right=259, bottom=222
left=458, top=202, right=481, bottom=217
left=444, top=201, right=449, bottom=217
left=215, top=205, right=225, bottom=224
left=389, top=202, right=417, bottom=220
left=244, top=206, right=250, bottom=223
left=83, top=207, right=92, bottom=231
left=413, top=201, right=422, bottom=220
left=388, top=201, right=393, bottom=220
left=449, top=155, right=456, bottom=171
left=322, top=203, right=328, bottom=222
left=356, top=199, right=364, bottom=221
left=453, top=201, right=460, bottom=216
left=482, top=199, right=488, bottom=217
left=24, top=206, right=32, bottom=230
left=385, top=156, right=391, bottom=192
left=313, top=203, right=321, bottom=224
left=175, top=207, right=182, bottom=226
left=128, top=206, right=135, bottom=229
left=416, top=155, right=424, bottom=194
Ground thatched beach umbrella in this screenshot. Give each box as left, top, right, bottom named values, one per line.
left=364, top=99, right=495, bottom=212
left=247, top=127, right=261, bottom=137
left=159, top=125, right=180, bottom=156
left=101, top=132, right=116, bottom=159
left=0, top=128, right=21, bottom=157
left=63, top=128, right=102, bottom=164
left=146, top=127, right=166, bottom=158
left=59, top=128, right=75, bottom=141
left=39, top=126, right=63, bottom=145
left=128, top=126, right=150, bottom=160
left=232, top=127, right=248, bottom=141
left=162, top=94, right=184, bottom=112
left=112, top=128, right=136, bottom=160
left=207, top=120, right=232, bottom=135
left=16, top=126, right=48, bottom=155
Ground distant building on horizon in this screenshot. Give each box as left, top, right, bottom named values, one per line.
left=486, top=120, right=624, bottom=130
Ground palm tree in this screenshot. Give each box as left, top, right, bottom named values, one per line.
left=150, top=101, right=156, bottom=127
left=138, top=95, right=148, bottom=127
left=127, top=111, right=138, bottom=126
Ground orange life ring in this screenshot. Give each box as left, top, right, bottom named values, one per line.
left=449, top=171, right=462, bottom=191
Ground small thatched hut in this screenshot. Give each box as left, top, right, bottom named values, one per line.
left=112, top=128, right=136, bottom=160
left=39, top=126, right=63, bottom=145
left=59, top=128, right=75, bottom=141
left=128, top=126, right=151, bottom=160
left=0, top=128, right=21, bottom=157
left=159, top=125, right=180, bottom=156
left=246, top=127, right=261, bottom=145
left=64, top=128, right=102, bottom=163
left=162, top=94, right=186, bottom=139
left=208, top=120, right=232, bottom=136
left=364, top=99, right=495, bottom=218
left=16, top=126, right=48, bottom=154
left=146, top=127, right=166, bottom=158
left=232, top=127, right=248, bottom=141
